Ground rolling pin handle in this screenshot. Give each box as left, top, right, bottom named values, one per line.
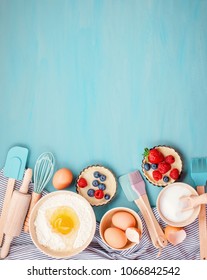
left=0, top=236, right=13, bottom=259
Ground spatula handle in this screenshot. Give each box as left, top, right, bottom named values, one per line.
left=197, top=186, right=207, bottom=260
left=135, top=195, right=168, bottom=249
left=141, top=195, right=168, bottom=248
left=135, top=199, right=159, bottom=248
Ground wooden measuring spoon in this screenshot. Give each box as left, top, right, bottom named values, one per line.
left=180, top=193, right=207, bottom=210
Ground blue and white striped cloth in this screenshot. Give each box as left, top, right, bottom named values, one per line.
left=0, top=169, right=202, bottom=260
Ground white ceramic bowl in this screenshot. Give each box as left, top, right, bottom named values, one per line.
left=157, top=182, right=200, bottom=227
left=99, top=207, right=143, bottom=251
left=29, top=191, right=96, bottom=259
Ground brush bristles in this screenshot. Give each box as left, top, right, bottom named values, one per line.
left=129, top=170, right=143, bottom=185
left=191, top=157, right=207, bottom=173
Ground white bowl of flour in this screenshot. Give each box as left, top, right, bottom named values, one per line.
left=29, top=191, right=96, bottom=259
left=157, top=183, right=200, bottom=227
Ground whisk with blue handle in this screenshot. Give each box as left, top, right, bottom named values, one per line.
left=24, top=152, right=55, bottom=232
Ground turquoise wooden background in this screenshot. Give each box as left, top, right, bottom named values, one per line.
left=0, top=0, right=207, bottom=221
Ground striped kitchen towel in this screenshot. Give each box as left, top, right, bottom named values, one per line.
left=0, top=169, right=202, bottom=260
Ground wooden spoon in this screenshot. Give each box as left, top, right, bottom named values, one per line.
left=180, top=193, right=207, bottom=210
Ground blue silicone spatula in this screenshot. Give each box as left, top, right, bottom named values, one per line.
left=191, top=157, right=207, bottom=187
left=0, top=146, right=29, bottom=246
left=191, top=157, right=207, bottom=260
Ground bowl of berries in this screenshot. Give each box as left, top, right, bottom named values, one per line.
left=76, top=165, right=117, bottom=206
left=142, top=145, right=183, bottom=187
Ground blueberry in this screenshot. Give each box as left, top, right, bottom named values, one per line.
left=93, top=171, right=100, bottom=178
left=98, top=183, right=106, bottom=190
left=163, top=176, right=169, bottom=183
left=104, top=194, right=110, bottom=200
left=100, top=175, right=106, bottom=182
left=92, top=180, right=99, bottom=187
left=144, top=163, right=151, bottom=171
left=87, top=189, right=95, bottom=197
left=151, top=164, right=158, bottom=170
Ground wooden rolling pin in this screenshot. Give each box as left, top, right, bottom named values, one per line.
left=0, top=169, right=32, bottom=259
left=0, top=178, right=15, bottom=246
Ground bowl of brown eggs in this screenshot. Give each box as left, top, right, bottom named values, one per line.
left=99, top=207, right=143, bottom=250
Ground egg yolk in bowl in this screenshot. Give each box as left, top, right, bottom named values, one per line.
left=48, top=206, right=80, bottom=235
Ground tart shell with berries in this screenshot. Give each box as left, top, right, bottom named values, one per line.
left=76, top=165, right=117, bottom=206
left=142, top=145, right=183, bottom=187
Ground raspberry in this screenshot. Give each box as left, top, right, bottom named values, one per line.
left=152, top=170, right=162, bottom=181
left=94, top=189, right=104, bottom=199
left=165, top=155, right=175, bottom=164
left=158, top=162, right=171, bottom=174
left=77, top=178, right=88, bottom=188
left=170, top=168, right=180, bottom=180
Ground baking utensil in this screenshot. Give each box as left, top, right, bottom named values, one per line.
left=99, top=207, right=143, bottom=251
left=180, top=193, right=207, bottom=210
left=29, top=191, right=96, bottom=259
left=0, top=146, right=28, bottom=246
left=119, top=170, right=168, bottom=251
left=191, top=157, right=207, bottom=187
left=190, top=157, right=207, bottom=260
left=197, top=186, right=207, bottom=260
left=0, top=168, right=32, bottom=259
left=24, top=152, right=55, bottom=232
left=157, top=183, right=200, bottom=227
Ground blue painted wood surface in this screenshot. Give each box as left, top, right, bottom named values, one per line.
left=0, top=0, right=207, bottom=221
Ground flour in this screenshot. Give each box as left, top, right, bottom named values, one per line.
left=34, top=193, right=94, bottom=252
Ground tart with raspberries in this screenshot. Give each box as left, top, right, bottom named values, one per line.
left=142, top=145, right=183, bottom=187
left=76, top=165, right=117, bottom=206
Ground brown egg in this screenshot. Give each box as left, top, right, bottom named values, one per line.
left=53, top=168, right=73, bottom=190
left=164, top=225, right=186, bottom=245
left=104, top=227, right=128, bottom=249
left=112, top=211, right=136, bottom=231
